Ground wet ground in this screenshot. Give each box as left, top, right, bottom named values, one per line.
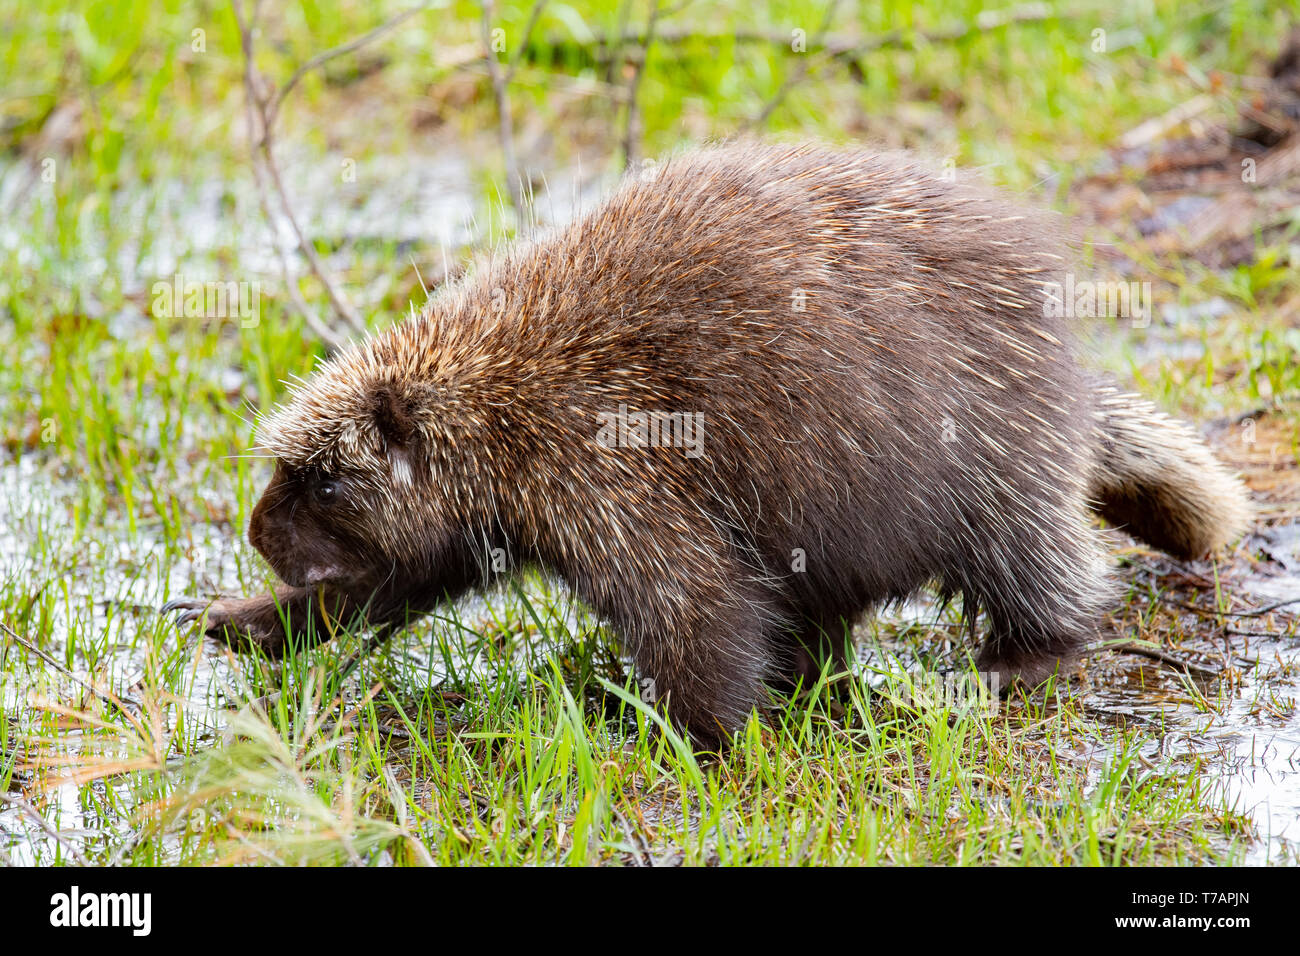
left=2, top=406, right=1296, bottom=864
left=1, top=146, right=1297, bottom=864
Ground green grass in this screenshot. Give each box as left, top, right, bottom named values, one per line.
left=2, top=0, right=1298, bottom=865
left=9, top=604, right=1254, bottom=865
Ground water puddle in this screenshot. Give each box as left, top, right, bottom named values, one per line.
left=3, top=448, right=1298, bottom=863
left=1, top=147, right=1296, bottom=863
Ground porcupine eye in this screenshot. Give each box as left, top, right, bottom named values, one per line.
left=311, top=476, right=339, bottom=507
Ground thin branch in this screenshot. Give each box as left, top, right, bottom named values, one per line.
left=1227, top=596, right=1300, bottom=618
left=261, top=141, right=366, bottom=333
left=1117, top=554, right=1221, bottom=592
left=621, top=0, right=661, bottom=171
left=242, top=95, right=345, bottom=348
left=232, top=1, right=342, bottom=346
left=1114, top=641, right=1223, bottom=679
left=1156, top=593, right=1300, bottom=620
left=630, top=2, right=1062, bottom=53
left=0, top=792, right=92, bottom=866
left=462, top=61, right=628, bottom=104
left=506, top=0, right=550, bottom=83
left=658, top=0, right=695, bottom=18
left=1118, top=556, right=1300, bottom=623
left=742, top=0, right=841, bottom=134
left=612, top=805, right=653, bottom=866
left=480, top=0, right=525, bottom=212
left=603, top=0, right=635, bottom=87
left=269, top=1, right=435, bottom=129
left=0, top=620, right=143, bottom=716
left=231, top=0, right=392, bottom=341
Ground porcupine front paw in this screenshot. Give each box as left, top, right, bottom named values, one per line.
left=162, top=593, right=293, bottom=658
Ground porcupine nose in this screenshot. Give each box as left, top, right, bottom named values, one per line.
left=247, top=489, right=302, bottom=584
left=248, top=495, right=270, bottom=558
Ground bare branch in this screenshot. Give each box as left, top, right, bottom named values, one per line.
left=505, top=0, right=550, bottom=83
left=603, top=0, right=635, bottom=87
left=260, top=140, right=366, bottom=333
left=269, top=1, right=435, bottom=130
left=480, top=0, right=525, bottom=212
left=0, top=792, right=92, bottom=866
left=1, top=619, right=143, bottom=717
left=231, top=0, right=369, bottom=341
left=741, top=0, right=841, bottom=134
left=562, top=2, right=1071, bottom=60
left=622, top=0, right=661, bottom=172
left=1114, top=641, right=1222, bottom=679
left=238, top=47, right=345, bottom=347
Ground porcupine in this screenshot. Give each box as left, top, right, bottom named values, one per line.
left=165, top=142, right=1251, bottom=746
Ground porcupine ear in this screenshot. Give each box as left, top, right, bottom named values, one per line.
left=369, top=382, right=423, bottom=449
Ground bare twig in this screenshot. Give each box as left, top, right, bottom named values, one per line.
left=260, top=143, right=366, bottom=333
left=1148, top=131, right=1300, bottom=254
left=1227, top=596, right=1300, bottom=618
left=1119, top=93, right=1217, bottom=150
left=232, top=0, right=354, bottom=341
left=0, top=792, right=91, bottom=866
left=1156, top=594, right=1300, bottom=620
left=457, top=60, right=628, bottom=104
left=658, top=0, right=695, bottom=19
left=1113, top=641, right=1222, bottom=679
left=232, top=0, right=427, bottom=342
left=0, top=619, right=143, bottom=715
left=573, top=2, right=1067, bottom=59
left=603, top=0, right=635, bottom=87
left=612, top=806, right=653, bottom=866
left=269, top=2, right=435, bottom=128
left=742, top=0, right=841, bottom=134
left=622, top=0, right=661, bottom=171
left=506, top=0, right=550, bottom=83
left=1117, top=554, right=1222, bottom=591
left=232, top=32, right=342, bottom=343
left=480, top=0, right=525, bottom=212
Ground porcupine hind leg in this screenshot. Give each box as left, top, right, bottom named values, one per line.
left=968, top=507, right=1113, bottom=691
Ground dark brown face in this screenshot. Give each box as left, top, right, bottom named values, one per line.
left=248, top=462, right=380, bottom=591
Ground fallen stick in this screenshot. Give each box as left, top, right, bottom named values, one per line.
left=1114, top=641, right=1222, bottom=679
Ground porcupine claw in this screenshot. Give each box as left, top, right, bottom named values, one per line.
left=160, top=596, right=212, bottom=628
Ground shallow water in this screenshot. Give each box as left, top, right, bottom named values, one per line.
left=4, top=433, right=1298, bottom=864
left=1, top=151, right=1297, bottom=864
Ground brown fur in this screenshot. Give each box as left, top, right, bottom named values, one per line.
left=166, top=142, right=1250, bottom=746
